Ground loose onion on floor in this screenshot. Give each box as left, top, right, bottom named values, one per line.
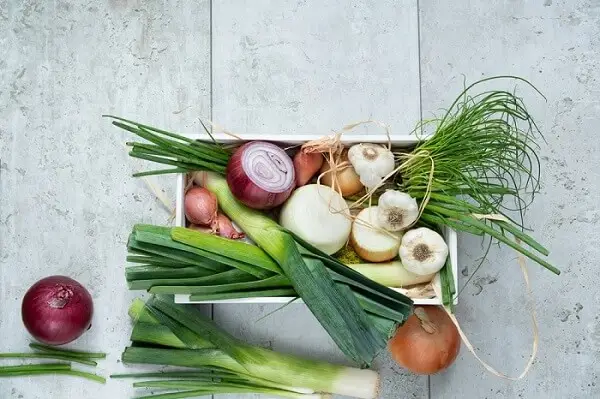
left=21, top=275, right=94, bottom=345
left=388, top=306, right=460, bottom=375
left=350, top=206, right=402, bottom=263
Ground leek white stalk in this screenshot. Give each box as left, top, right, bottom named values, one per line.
left=347, top=261, right=435, bottom=287
left=399, top=227, right=448, bottom=275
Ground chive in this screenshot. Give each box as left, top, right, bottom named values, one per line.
left=29, top=343, right=106, bottom=359
left=0, top=363, right=70, bottom=372
left=0, top=353, right=97, bottom=366
left=0, top=370, right=106, bottom=383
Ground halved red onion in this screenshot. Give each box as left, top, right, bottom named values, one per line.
left=226, top=141, right=296, bottom=210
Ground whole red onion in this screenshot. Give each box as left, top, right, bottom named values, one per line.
left=226, top=141, right=296, bottom=210
left=21, top=275, right=94, bottom=345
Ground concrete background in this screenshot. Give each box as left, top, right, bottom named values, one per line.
left=0, top=1, right=598, bottom=398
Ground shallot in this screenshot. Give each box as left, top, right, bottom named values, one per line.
left=293, top=150, right=324, bottom=186
left=184, top=187, right=218, bottom=226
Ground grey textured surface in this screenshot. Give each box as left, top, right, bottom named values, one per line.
left=420, top=1, right=600, bottom=398
left=0, top=1, right=597, bottom=399
left=0, top=1, right=210, bottom=398
left=212, top=0, right=421, bottom=137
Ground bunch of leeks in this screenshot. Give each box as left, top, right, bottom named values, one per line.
left=114, top=296, right=380, bottom=399
left=126, top=224, right=409, bottom=343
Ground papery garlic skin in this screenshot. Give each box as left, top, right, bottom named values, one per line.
left=348, top=143, right=395, bottom=189
left=399, top=227, right=449, bottom=276
left=377, top=190, right=419, bottom=231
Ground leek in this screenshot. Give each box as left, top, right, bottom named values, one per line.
left=119, top=296, right=380, bottom=399
left=125, top=224, right=410, bottom=326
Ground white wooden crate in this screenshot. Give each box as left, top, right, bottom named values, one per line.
left=173, top=133, right=458, bottom=306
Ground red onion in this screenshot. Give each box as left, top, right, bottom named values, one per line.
left=21, top=275, right=94, bottom=345
left=185, top=186, right=218, bottom=226
left=226, top=141, right=296, bottom=209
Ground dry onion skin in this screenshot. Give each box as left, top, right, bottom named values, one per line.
left=319, top=149, right=364, bottom=197
left=388, top=306, right=460, bottom=375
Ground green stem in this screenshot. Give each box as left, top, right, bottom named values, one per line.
left=0, top=353, right=97, bottom=366
left=0, top=363, right=70, bottom=373
left=29, top=343, right=106, bottom=359
left=0, top=369, right=105, bottom=383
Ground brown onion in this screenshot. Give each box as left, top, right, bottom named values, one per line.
left=319, top=149, right=364, bottom=197
left=226, top=141, right=296, bottom=209
left=388, top=306, right=460, bottom=375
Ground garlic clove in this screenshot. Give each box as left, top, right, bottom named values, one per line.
left=399, top=227, right=449, bottom=276
left=377, top=190, right=419, bottom=231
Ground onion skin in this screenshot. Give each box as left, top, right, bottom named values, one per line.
left=388, top=306, right=460, bottom=375
left=293, top=151, right=324, bottom=186
left=319, top=149, right=364, bottom=197
left=21, top=275, right=93, bottom=346
left=184, top=187, right=218, bottom=226
left=226, top=141, right=296, bottom=210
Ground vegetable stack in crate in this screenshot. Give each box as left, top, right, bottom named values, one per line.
left=110, top=77, right=559, bottom=376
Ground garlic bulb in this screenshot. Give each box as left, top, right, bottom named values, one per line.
left=377, top=190, right=419, bottom=231
left=399, top=227, right=448, bottom=276
left=347, top=143, right=395, bottom=189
